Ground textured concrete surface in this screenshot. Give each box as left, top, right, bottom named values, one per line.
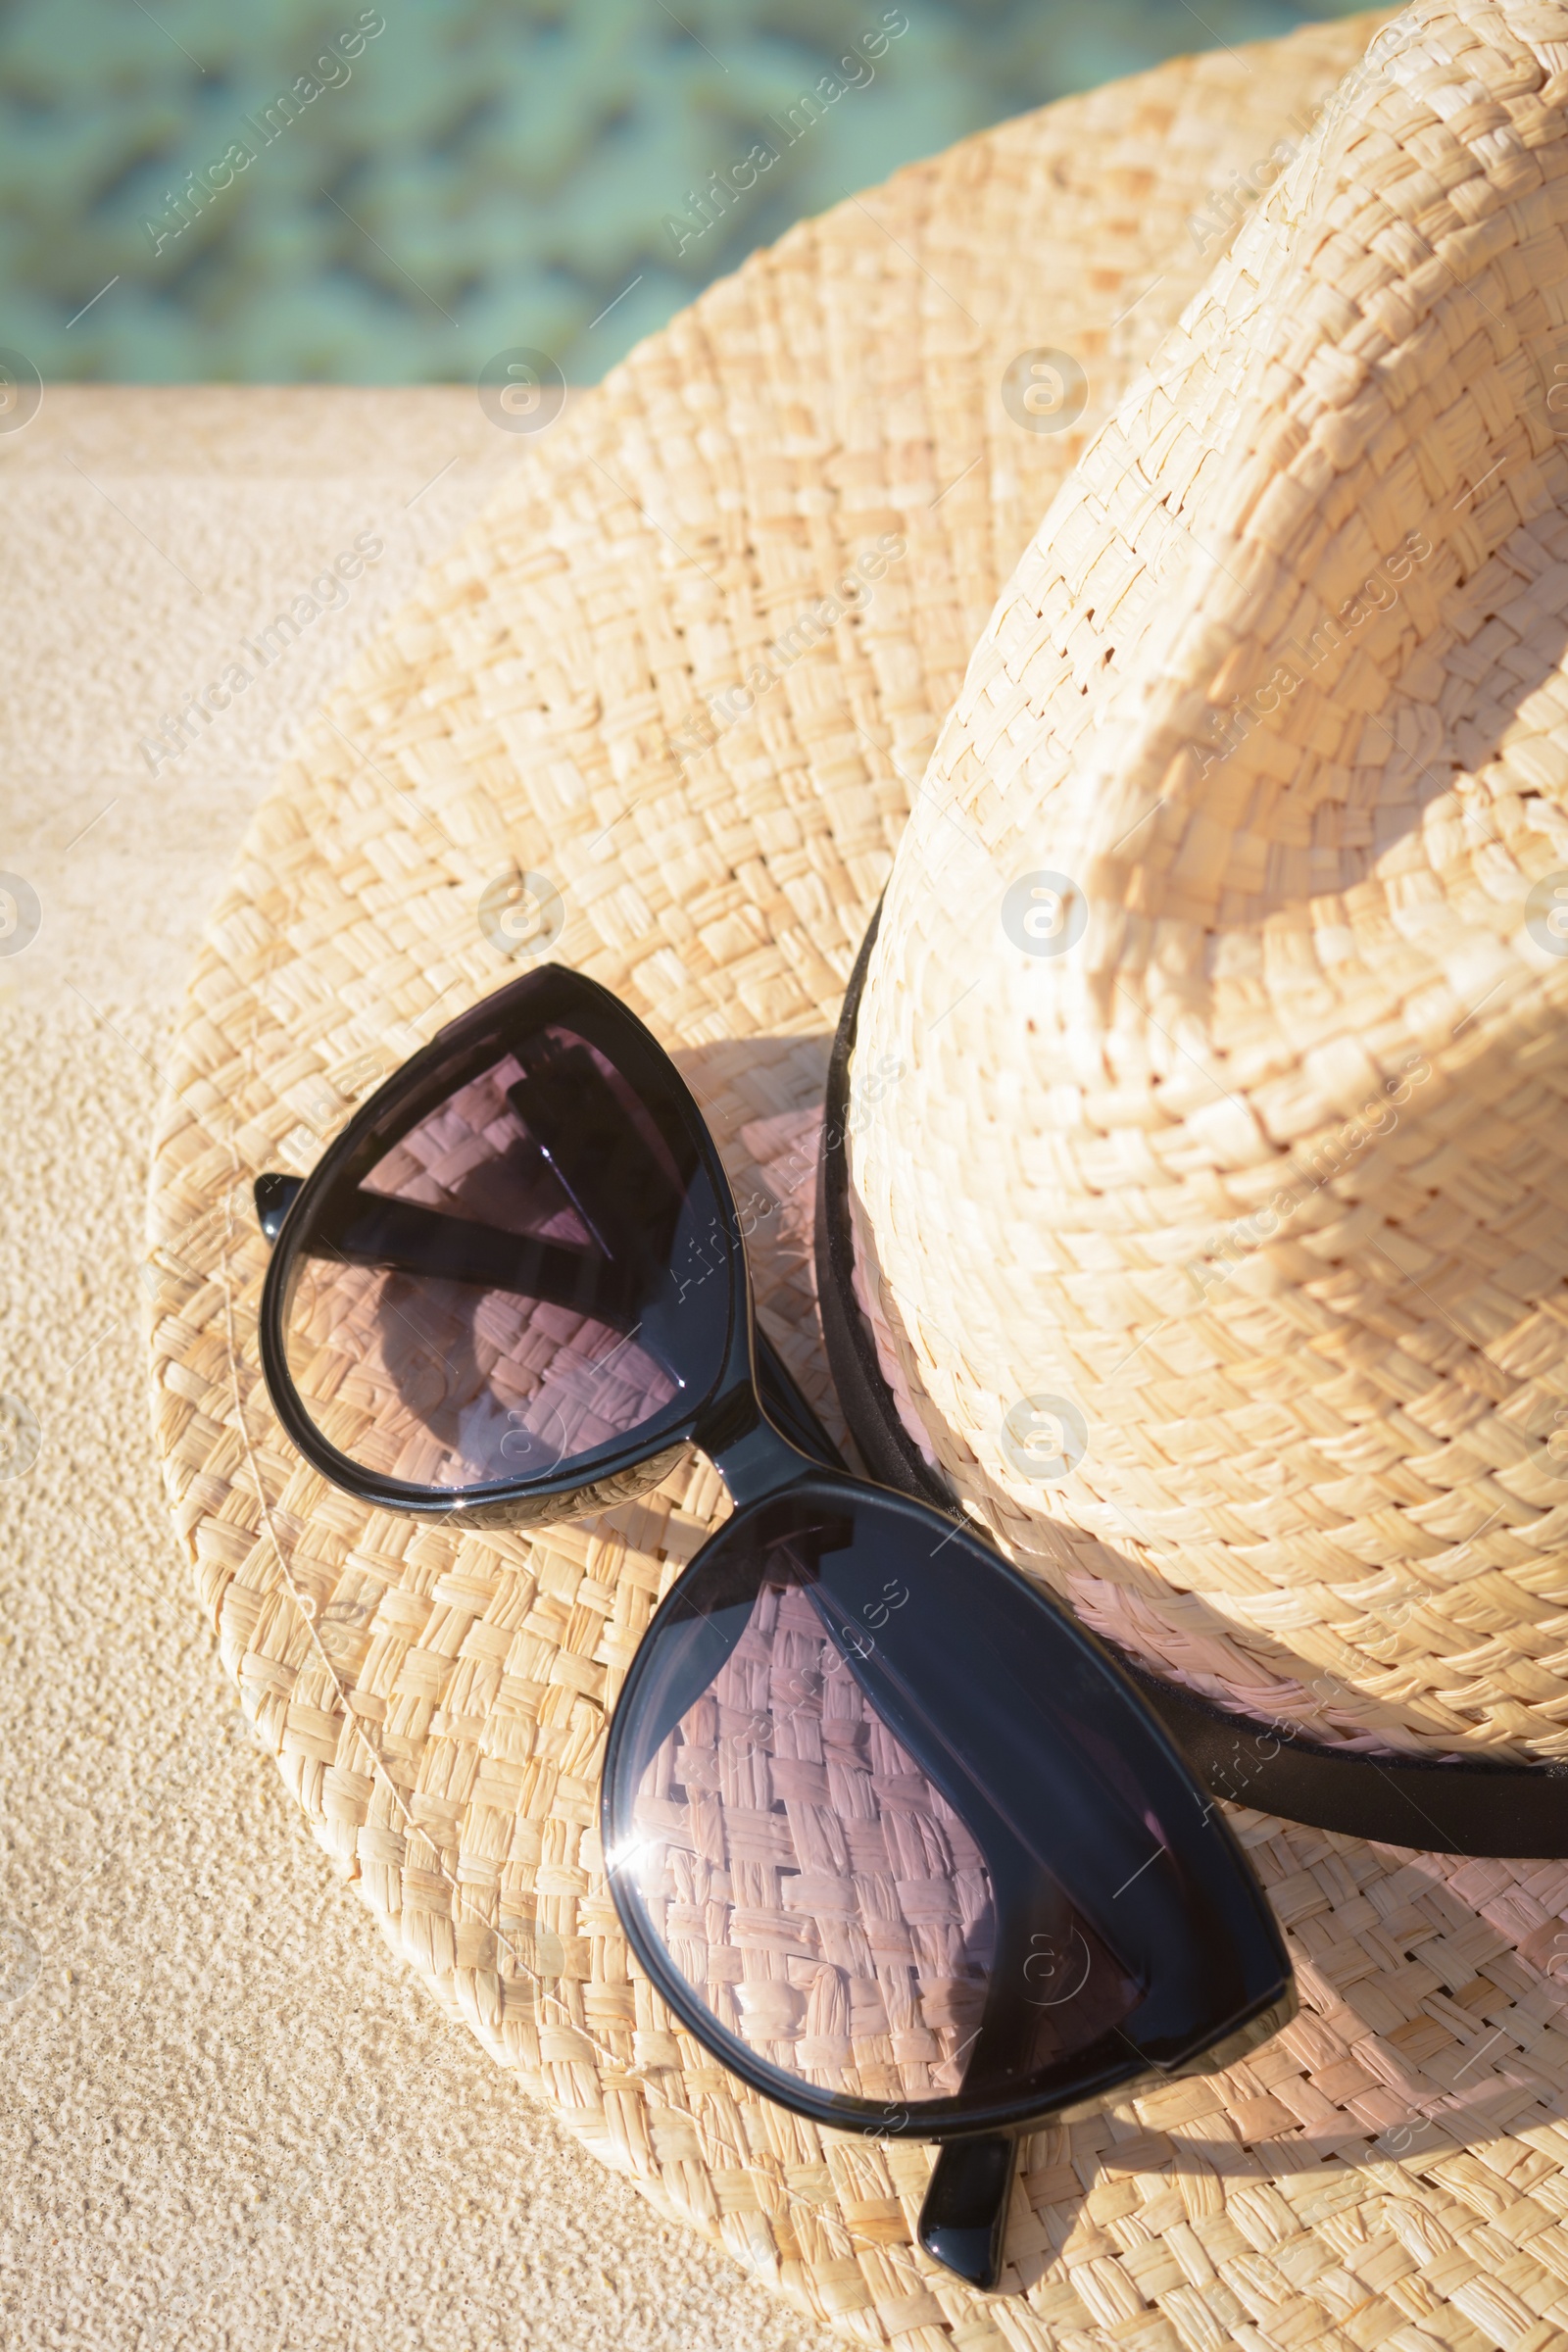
left=0, top=388, right=829, bottom=2352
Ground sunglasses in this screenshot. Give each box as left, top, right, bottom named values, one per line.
left=252, top=962, right=1292, bottom=2291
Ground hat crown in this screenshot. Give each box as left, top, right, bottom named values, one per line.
left=850, top=0, right=1568, bottom=1762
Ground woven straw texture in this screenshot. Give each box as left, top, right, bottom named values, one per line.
left=141, top=18, right=1568, bottom=2351
left=852, top=0, right=1568, bottom=1780
left=626, top=1575, right=1014, bottom=2106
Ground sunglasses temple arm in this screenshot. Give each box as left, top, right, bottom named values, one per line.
left=918, top=2133, right=1017, bottom=2291
left=252, top=1172, right=645, bottom=1329
left=751, top=1322, right=847, bottom=1473
left=255, top=1174, right=845, bottom=1471
left=258, top=1169, right=843, bottom=1466
left=255, top=1171, right=303, bottom=1241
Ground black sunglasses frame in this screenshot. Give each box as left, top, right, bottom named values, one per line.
left=257, top=962, right=840, bottom=1528
left=252, top=961, right=1294, bottom=2289
left=602, top=1467, right=1295, bottom=2140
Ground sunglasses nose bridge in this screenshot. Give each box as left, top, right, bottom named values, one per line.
left=697, top=1378, right=820, bottom=1504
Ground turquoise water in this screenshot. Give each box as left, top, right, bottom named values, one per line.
left=0, top=0, right=1366, bottom=383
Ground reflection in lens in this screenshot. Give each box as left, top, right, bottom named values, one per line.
left=627, top=1577, right=994, bottom=2102
left=618, top=1559, right=1138, bottom=2110
left=610, top=1482, right=1293, bottom=2127
left=280, top=1024, right=717, bottom=1491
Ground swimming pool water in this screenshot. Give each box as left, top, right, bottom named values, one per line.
left=0, top=0, right=1367, bottom=383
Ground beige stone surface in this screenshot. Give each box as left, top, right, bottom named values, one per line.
left=0, top=388, right=825, bottom=2352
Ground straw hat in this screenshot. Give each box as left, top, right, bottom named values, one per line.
left=847, top=0, right=1568, bottom=1784
left=148, top=8, right=1568, bottom=2346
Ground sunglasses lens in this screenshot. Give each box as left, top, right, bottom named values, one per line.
left=276, top=1014, right=728, bottom=1493
left=608, top=1498, right=1148, bottom=2113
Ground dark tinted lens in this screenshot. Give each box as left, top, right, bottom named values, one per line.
left=609, top=1480, right=1293, bottom=2128
left=615, top=1560, right=1143, bottom=2106
left=606, top=1492, right=1192, bottom=2120
left=277, top=1016, right=729, bottom=1493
